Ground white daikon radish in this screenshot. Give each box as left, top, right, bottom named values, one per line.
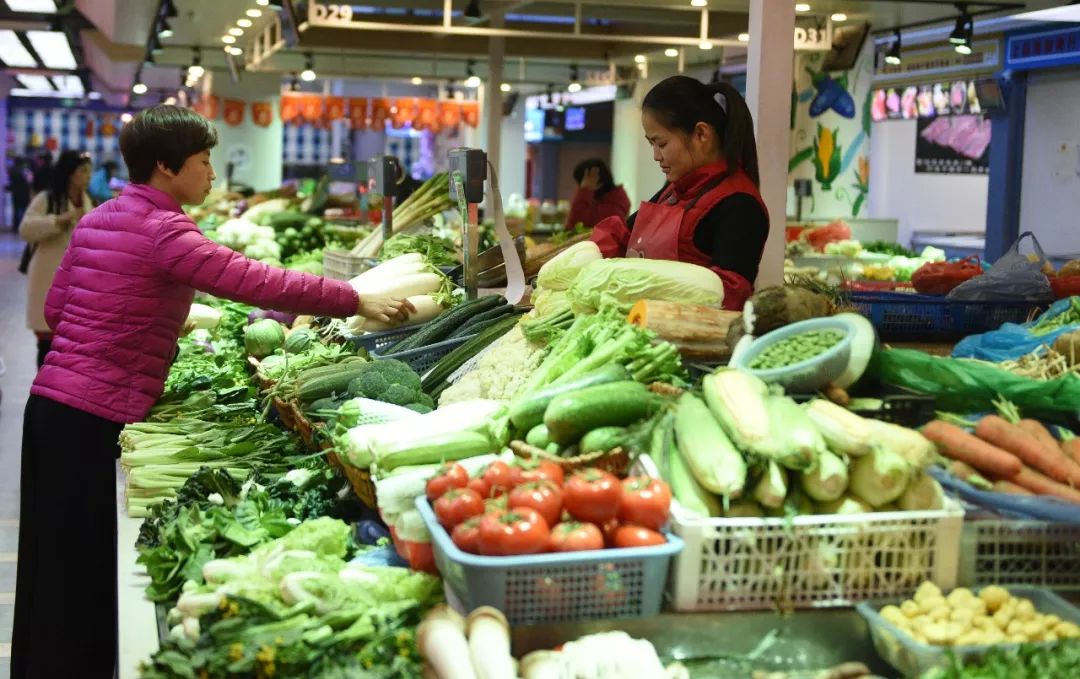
left=348, top=253, right=425, bottom=286
left=418, top=605, right=479, bottom=679
left=521, top=651, right=563, bottom=679
left=353, top=271, right=444, bottom=298
left=467, top=607, right=514, bottom=679
left=351, top=294, right=445, bottom=333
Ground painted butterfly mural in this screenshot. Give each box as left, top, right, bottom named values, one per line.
left=807, top=67, right=856, bottom=119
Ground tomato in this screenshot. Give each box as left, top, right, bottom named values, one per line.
left=563, top=469, right=622, bottom=524
left=467, top=477, right=491, bottom=498
left=477, top=507, right=551, bottom=556
left=549, top=521, right=604, bottom=552
left=470, top=460, right=513, bottom=498
left=425, top=462, right=469, bottom=501
left=508, top=480, right=563, bottom=527
left=483, top=494, right=508, bottom=514
left=451, top=516, right=482, bottom=554
left=617, top=476, right=672, bottom=530
left=432, top=488, right=484, bottom=530
left=508, top=458, right=565, bottom=487
left=612, top=524, right=666, bottom=548
left=599, top=518, right=621, bottom=547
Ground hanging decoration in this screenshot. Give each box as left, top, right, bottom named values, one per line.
left=300, top=95, right=324, bottom=124
left=438, top=101, right=461, bottom=129
left=371, top=98, right=391, bottom=128
left=85, top=117, right=95, bottom=138
left=279, top=94, right=481, bottom=131
left=223, top=99, right=245, bottom=126
left=348, top=97, right=368, bottom=130
left=251, top=101, right=273, bottom=127
left=280, top=93, right=303, bottom=124
left=393, top=97, right=418, bottom=129
left=101, top=115, right=117, bottom=138
left=461, top=101, right=480, bottom=128
left=324, top=96, right=345, bottom=122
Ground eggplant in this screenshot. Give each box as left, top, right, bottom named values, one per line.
left=247, top=309, right=297, bottom=326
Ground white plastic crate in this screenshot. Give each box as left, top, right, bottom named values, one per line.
left=957, top=520, right=1080, bottom=592
left=322, top=249, right=375, bottom=281
left=668, top=501, right=964, bottom=612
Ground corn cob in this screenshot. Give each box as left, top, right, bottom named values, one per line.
left=702, top=370, right=776, bottom=457
left=674, top=392, right=746, bottom=497
left=803, top=399, right=875, bottom=457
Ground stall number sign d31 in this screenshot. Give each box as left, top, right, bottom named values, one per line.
left=309, top=3, right=355, bottom=26
left=795, top=17, right=832, bottom=51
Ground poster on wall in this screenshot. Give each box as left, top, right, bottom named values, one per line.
left=872, top=81, right=981, bottom=122
left=915, top=115, right=992, bottom=174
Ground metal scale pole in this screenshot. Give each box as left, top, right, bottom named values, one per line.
left=449, top=148, right=488, bottom=300
left=367, top=155, right=400, bottom=244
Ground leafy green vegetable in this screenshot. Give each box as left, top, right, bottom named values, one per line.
left=568, top=258, right=726, bottom=315
left=862, top=240, right=919, bottom=257
left=922, top=640, right=1080, bottom=679
left=381, top=233, right=458, bottom=268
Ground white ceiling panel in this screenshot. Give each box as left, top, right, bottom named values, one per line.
left=26, top=30, right=78, bottom=69
left=0, top=29, right=39, bottom=67
left=5, top=0, right=57, bottom=13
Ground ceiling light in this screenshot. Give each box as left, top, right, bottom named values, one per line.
left=831, top=12, right=847, bottom=22
left=256, top=0, right=270, bottom=5
left=5, top=0, right=57, bottom=12
left=465, top=75, right=481, bottom=88
left=17, top=74, right=53, bottom=91
left=189, top=64, right=205, bottom=78
left=738, top=32, right=750, bottom=42
left=691, top=0, right=708, bottom=6
left=885, top=30, right=902, bottom=65
left=53, top=75, right=84, bottom=95
left=464, top=0, right=482, bottom=19
left=500, top=82, right=511, bottom=92
left=300, top=52, right=316, bottom=81
left=411, top=76, right=423, bottom=85
left=26, top=31, right=78, bottom=70
left=158, top=19, right=174, bottom=39
left=699, top=40, right=714, bottom=50
left=121, top=112, right=133, bottom=123
left=164, top=96, right=177, bottom=105
left=955, top=39, right=973, bottom=55
left=634, top=54, right=646, bottom=63
left=0, top=30, right=37, bottom=67
left=567, top=82, right=582, bottom=93
left=247, top=8, right=263, bottom=17
left=228, top=46, right=242, bottom=55
left=795, top=3, right=811, bottom=12
left=133, top=82, right=148, bottom=95
left=222, top=35, right=236, bottom=43
left=237, top=18, right=253, bottom=28
left=567, top=63, right=581, bottom=93
left=664, top=47, right=679, bottom=57
left=88, top=91, right=102, bottom=100
left=229, top=27, right=244, bottom=36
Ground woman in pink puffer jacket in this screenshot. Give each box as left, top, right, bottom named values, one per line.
left=11, top=106, right=413, bottom=679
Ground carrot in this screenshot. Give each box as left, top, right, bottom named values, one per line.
left=922, top=420, right=1023, bottom=478
left=976, top=415, right=1080, bottom=486
left=1018, top=419, right=1064, bottom=460
left=947, top=460, right=992, bottom=489
left=1062, top=435, right=1080, bottom=466
left=991, top=479, right=1033, bottom=496
left=1008, top=466, right=1080, bottom=504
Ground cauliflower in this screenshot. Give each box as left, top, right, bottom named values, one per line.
left=438, top=325, right=546, bottom=405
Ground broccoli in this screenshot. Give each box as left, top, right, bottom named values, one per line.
left=346, top=359, right=423, bottom=406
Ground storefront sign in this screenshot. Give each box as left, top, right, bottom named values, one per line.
left=1005, top=26, right=1080, bottom=70
left=871, top=80, right=981, bottom=121
left=794, top=16, right=832, bottom=51
left=874, top=41, right=999, bottom=84
left=252, top=101, right=273, bottom=127
left=223, top=99, right=245, bottom=126
left=915, top=114, right=991, bottom=175
left=308, top=2, right=355, bottom=26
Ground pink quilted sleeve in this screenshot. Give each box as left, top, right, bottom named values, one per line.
left=151, top=215, right=359, bottom=317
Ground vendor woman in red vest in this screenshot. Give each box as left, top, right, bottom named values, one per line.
left=590, top=75, right=768, bottom=310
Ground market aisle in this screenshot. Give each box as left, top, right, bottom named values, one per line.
left=0, top=230, right=34, bottom=679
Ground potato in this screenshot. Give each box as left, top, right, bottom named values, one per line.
left=980, top=585, right=1010, bottom=612
left=1006, top=620, right=1025, bottom=637
left=1022, top=621, right=1044, bottom=639
left=946, top=587, right=975, bottom=607
left=930, top=606, right=951, bottom=622
left=972, top=615, right=994, bottom=631
left=955, top=630, right=984, bottom=647
left=881, top=605, right=905, bottom=625
left=1014, top=598, right=1035, bottom=621
left=920, top=595, right=948, bottom=614
left=993, top=609, right=1012, bottom=630
left=901, top=600, right=921, bottom=618
left=1054, top=622, right=1080, bottom=638
left=1008, top=633, right=1028, bottom=644
left=950, top=608, right=975, bottom=625
left=1044, top=614, right=1062, bottom=628
left=925, top=621, right=964, bottom=645
left=916, top=581, right=943, bottom=600
left=966, top=599, right=988, bottom=616
left=1042, top=631, right=1059, bottom=643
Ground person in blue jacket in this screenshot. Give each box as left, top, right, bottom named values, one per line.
left=88, top=159, right=118, bottom=205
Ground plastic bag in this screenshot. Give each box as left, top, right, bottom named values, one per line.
left=946, top=232, right=1053, bottom=302
left=868, top=348, right=1080, bottom=419
left=952, top=297, right=1080, bottom=362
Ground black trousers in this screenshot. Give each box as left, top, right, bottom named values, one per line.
left=12, top=394, right=123, bottom=679
left=35, top=336, right=50, bottom=369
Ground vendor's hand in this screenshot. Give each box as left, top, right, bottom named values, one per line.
left=579, top=167, right=601, bottom=191
left=357, top=296, right=415, bottom=324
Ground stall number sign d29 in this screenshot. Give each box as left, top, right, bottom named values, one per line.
left=309, top=2, right=355, bottom=26
left=795, top=17, right=832, bottom=52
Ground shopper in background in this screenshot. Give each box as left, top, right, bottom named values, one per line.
left=29, top=151, right=52, bottom=196
left=564, top=158, right=630, bottom=230
left=5, top=156, right=31, bottom=232
left=88, top=158, right=119, bottom=205
left=590, top=75, right=768, bottom=311
left=18, top=150, right=92, bottom=368
left=11, top=105, right=413, bottom=679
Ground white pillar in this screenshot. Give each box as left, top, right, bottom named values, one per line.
left=499, top=94, right=527, bottom=199
left=484, top=15, right=506, bottom=208
left=611, top=65, right=679, bottom=207
left=745, top=0, right=795, bottom=288
left=205, top=71, right=283, bottom=192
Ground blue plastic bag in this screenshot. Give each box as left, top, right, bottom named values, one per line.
left=952, top=297, right=1079, bottom=362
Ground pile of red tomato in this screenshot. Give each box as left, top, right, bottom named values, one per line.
left=425, top=457, right=672, bottom=557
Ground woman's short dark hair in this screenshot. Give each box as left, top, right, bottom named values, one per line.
left=642, top=75, right=760, bottom=186
left=46, top=150, right=91, bottom=214
left=572, top=158, right=617, bottom=198
left=120, top=105, right=218, bottom=183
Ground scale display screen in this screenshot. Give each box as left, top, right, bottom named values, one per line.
left=565, top=107, right=586, bottom=131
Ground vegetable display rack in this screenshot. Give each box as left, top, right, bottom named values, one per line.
left=957, top=519, right=1080, bottom=593
left=322, top=249, right=376, bottom=281
left=667, top=501, right=963, bottom=612
left=849, top=291, right=1041, bottom=341
left=415, top=498, right=683, bottom=626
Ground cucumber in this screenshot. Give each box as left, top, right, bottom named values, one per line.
left=508, top=365, right=629, bottom=432
left=525, top=424, right=552, bottom=449
left=422, top=314, right=523, bottom=394
left=295, top=363, right=370, bottom=402
left=544, top=381, right=660, bottom=445
left=449, top=304, right=514, bottom=338
left=386, top=295, right=504, bottom=354
left=579, top=426, right=628, bottom=455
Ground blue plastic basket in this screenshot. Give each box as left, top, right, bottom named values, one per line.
left=373, top=334, right=475, bottom=375
left=349, top=326, right=420, bottom=354
left=415, top=497, right=684, bottom=626
left=850, top=292, right=1041, bottom=340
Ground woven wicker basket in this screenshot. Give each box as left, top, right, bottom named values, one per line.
left=326, top=450, right=377, bottom=509
left=509, top=441, right=632, bottom=477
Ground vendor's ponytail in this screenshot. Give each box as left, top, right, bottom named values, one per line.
left=642, top=76, right=760, bottom=186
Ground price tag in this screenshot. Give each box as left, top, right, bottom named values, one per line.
left=308, top=2, right=355, bottom=26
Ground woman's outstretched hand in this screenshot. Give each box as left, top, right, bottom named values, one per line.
left=357, top=296, right=415, bottom=324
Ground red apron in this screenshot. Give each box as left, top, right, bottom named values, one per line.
left=590, top=165, right=765, bottom=310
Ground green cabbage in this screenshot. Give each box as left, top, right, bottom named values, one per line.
left=567, top=258, right=725, bottom=315
left=536, top=240, right=602, bottom=291
left=533, top=288, right=570, bottom=318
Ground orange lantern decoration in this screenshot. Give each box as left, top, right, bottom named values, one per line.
left=300, top=95, right=324, bottom=124
left=203, top=95, right=220, bottom=120
left=252, top=101, right=273, bottom=127
left=324, top=96, right=345, bottom=122
left=101, top=115, right=117, bottom=138
left=223, top=99, right=245, bottom=126
left=461, top=101, right=480, bottom=128
left=280, top=93, right=303, bottom=124
left=393, top=97, right=418, bottom=129
left=438, top=101, right=461, bottom=129
left=371, top=98, right=391, bottom=128
left=348, top=97, right=368, bottom=130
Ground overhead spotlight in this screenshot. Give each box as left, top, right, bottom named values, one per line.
left=500, top=82, right=511, bottom=93
left=237, top=18, right=253, bottom=28
left=229, top=27, right=244, bottom=36
left=289, top=73, right=300, bottom=91
left=464, top=0, right=482, bottom=19
left=699, top=40, right=714, bottom=50
left=222, top=35, right=236, bottom=44
left=256, top=0, right=270, bottom=6
left=228, top=46, right=242, bottom=56
left=162, top=0, right=178, bottom=19
left=795, top=3, right=811, bottom=12
left=738, top=32, right=750, bottom=42
left=567, top=64, right=581, bottom=93
left=831, top=13, right=848, bottom=22
left=163, top=96, right=177, bottom=105
left=545, top=83, right=554, bottom=106
left=150, top=35, right=163, bottom=54
left=188, top=48, right=204, bottom=78
left=158, top=19, right=174, bottom=39
left=690, top=0, right=707, bottom=7
left=144, top=53, right=155, bottom=66
left=132, top=81, right=148, bottom=95
left=664, top=47, right=679, bottom=58
left=300, top=53, right=316, bottom=81
left=411, top=76, right=423, bottom=85
left=246, top=8, right=262, bottom=17
left=121, top=112, right=133, bottom=123
left=464, top=59, right=480, bottom=88
left=885, top=30, right=902, bottom=65
left=950, top=5, right=973, bottom=45
left=634, top=54, right=646, bottom=64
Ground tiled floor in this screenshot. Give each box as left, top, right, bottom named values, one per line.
left=0, top=229, right=35, bottom=679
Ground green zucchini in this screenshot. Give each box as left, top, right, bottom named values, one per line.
left=580, top=426, right=628, bottom=455
left=421, top=314, right=522, bottom=394
left=386, top=295, right=504, bottom=354
left=449, top=304, right=514, bottom=338
left=295, top=363, right=370, bottom=402
left=544, top=381, right=660, bottom=445
left=508, top=364, right=629, bottom=432
left=525, top=424, right=552, bottom=449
